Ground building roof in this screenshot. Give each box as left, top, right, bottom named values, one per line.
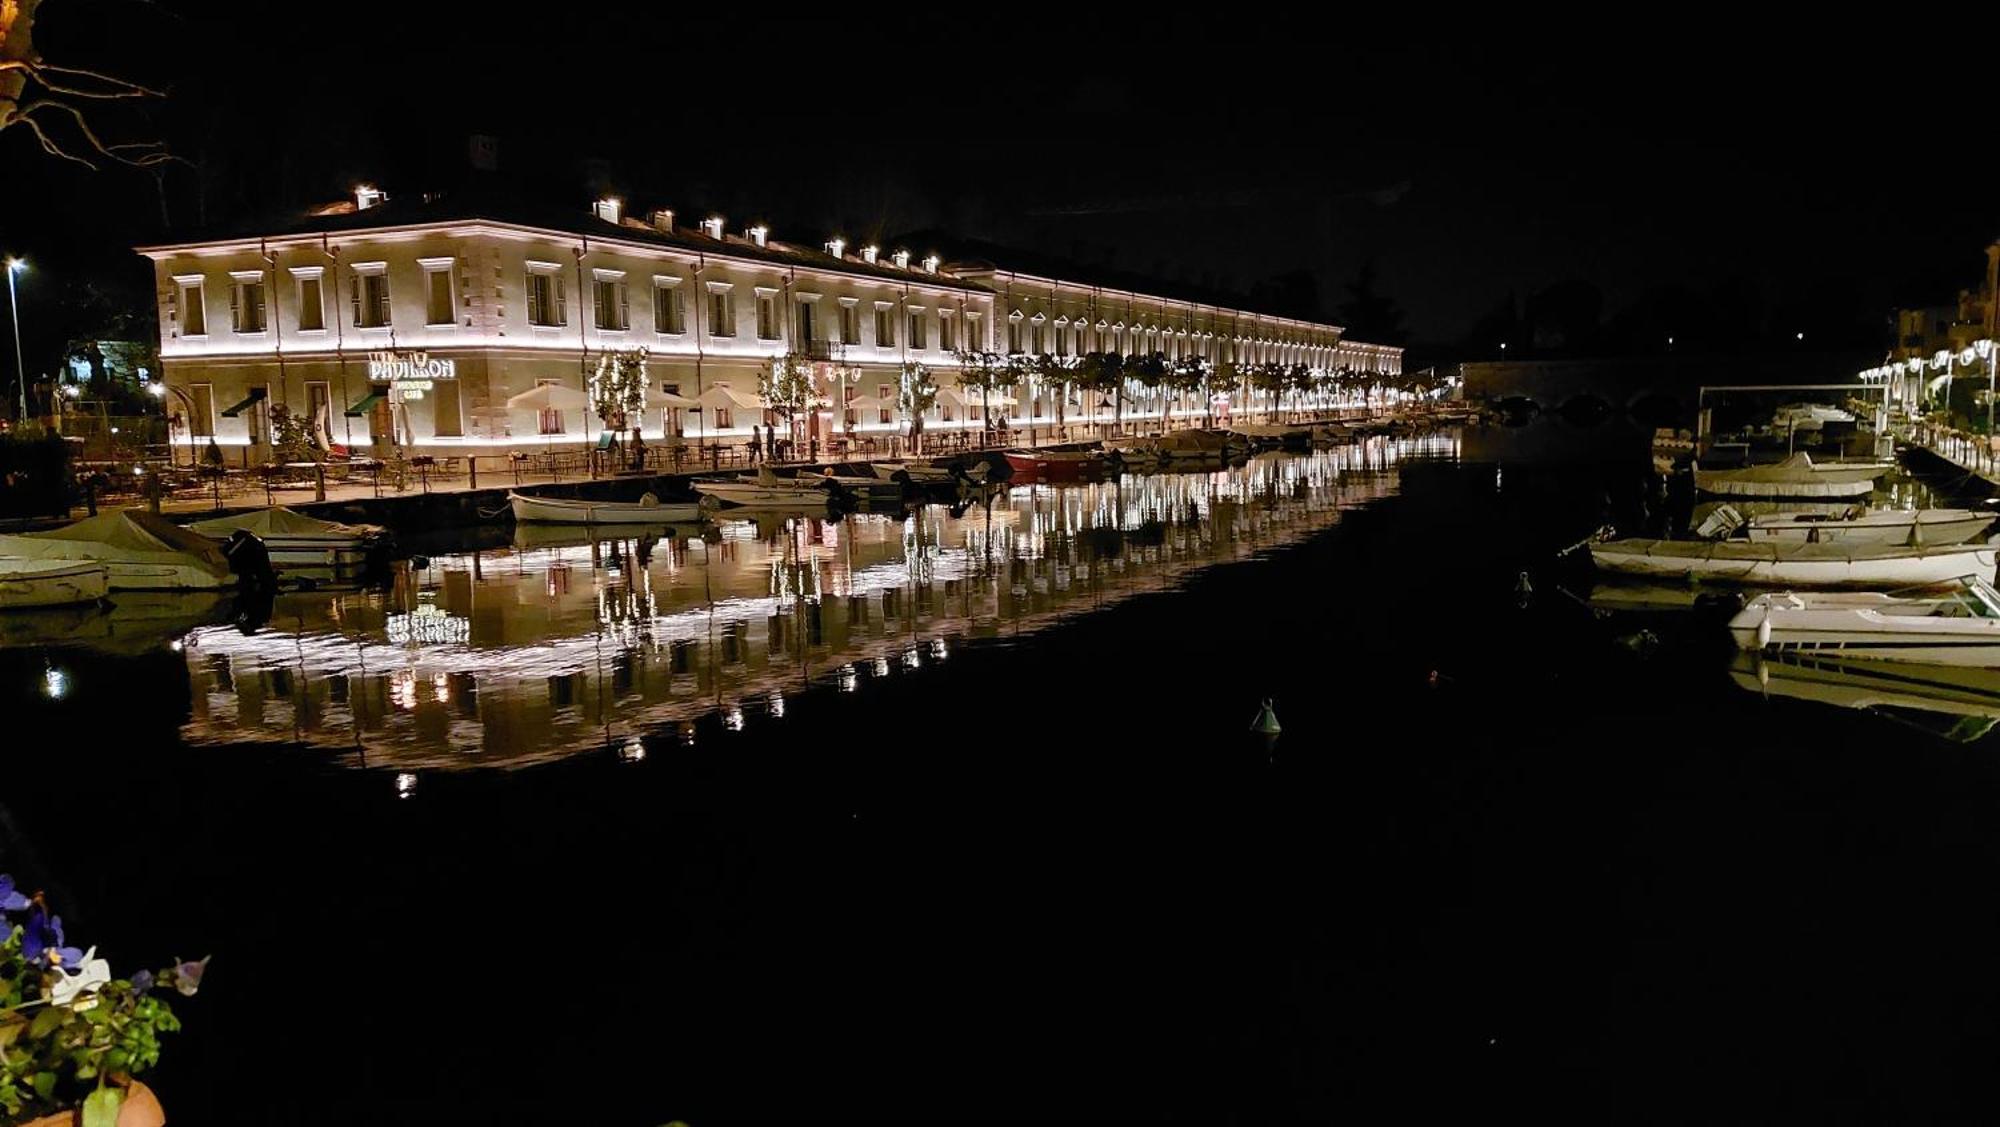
left=892, top=230, right=1345, bottom=332
left=136, top=182, right=989, bottom=294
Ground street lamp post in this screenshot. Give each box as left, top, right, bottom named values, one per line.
left=5, top=259, right=25, bottom=423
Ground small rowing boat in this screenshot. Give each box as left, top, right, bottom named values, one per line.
left=1589, top=536, right=1998, bottom=587
left=509, top=491, right=703, bottom=524
left=696, top=468, right=846, bottom=508
left=1744, top=508, right=1993, bottom=547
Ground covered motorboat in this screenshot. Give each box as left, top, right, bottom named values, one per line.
left=509, top=491, right=703, bottom=524
left=1693, top=453, right=1890, bottom=499
left=1728, top=575, right=2000, bottom=664
left=1588, top=536, right=1998, bottom=587
left=0, top=558, right=110, bottom=609
left=0, top=509, right=234, bottom=591
left=188, top=506, right=388, bottom=569
left=1744, top=507, right=1994, bottom=547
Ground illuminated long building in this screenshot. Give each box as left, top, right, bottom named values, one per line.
left=136, top=186, right=1402, bottom=460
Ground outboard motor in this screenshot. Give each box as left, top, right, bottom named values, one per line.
left=222, top=529, right=277, bottom=595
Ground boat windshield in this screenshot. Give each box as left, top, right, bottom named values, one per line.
left=1881, top=576, right=2000, bottom=618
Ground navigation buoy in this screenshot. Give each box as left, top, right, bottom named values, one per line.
left=1249, top=698, right=1281, bottom=736
left=1756, top=614, right=1772, bottom=650
left=1514, top=570, right=1534, bottom=607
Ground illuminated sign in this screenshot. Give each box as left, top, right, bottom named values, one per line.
left=368, top=351, right=458, bottom=385
left=385, top=605, right=471, bottom=645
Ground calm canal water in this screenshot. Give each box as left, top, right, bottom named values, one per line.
left=8, top=422, right=2000, bottom=1124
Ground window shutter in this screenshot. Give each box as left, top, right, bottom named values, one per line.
left=229, top=284, right=240, bottom=329
left=619, top=284, right=629, bottom=330
left=556, top=274, right=568, bottom=326
left=376, top=278, right=391, bottom=326
left=351, top=275, right=361, bottom=327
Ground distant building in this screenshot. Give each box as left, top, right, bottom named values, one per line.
left=136, top=186, right=1401, bottom=460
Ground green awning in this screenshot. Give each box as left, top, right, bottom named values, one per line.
left=344, top=388, right=387, bottom=418
left=219, top=386, right=267, bottom=418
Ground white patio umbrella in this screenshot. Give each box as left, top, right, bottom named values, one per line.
left=506, top=384, right=590, bottom=412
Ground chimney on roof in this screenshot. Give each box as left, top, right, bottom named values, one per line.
left=860, top=245, right=879, bottom=265
left=702, top=216, right=725, bottom=239
left=354, top=185, right=385, bottom=211
left=923, top=254, right=941, bottom=274
left=650, top=209, right=675, bottom=234
left=593, top=197, right=623, bottom=225
left=748, top=225, right=769, bottom=248
left=892, top=249, right=911, bottom=269
left=825, top=237, right=846, bottom=258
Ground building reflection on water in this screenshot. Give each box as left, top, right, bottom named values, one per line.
left=175, top=434, right=1457, bottom=770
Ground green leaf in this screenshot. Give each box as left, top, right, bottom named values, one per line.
left=81, top=1086, right=122, bottom=1127
left=28, top=1007, right=63, bottom=1038
left=31, top=1070, right=54, bottom=1100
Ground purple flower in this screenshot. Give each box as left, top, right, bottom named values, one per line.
left=171, top=956, right=210, bottom=997
left=129, top=969, right=154, bottom=996
left=21, top=909, right=83, bottom=970
left=0, top=876, right=27, bottom=913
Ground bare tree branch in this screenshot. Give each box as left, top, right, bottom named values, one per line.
left=18, top=97, right=176, bottom=168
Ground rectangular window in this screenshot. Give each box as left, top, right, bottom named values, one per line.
left=654, top=284, right=684, bottom=333
left=796, top=302, right=816, bottom=345
left=1030, top=322, right=1044, bottom=355
left=756, top=294, right=780, bottom=340
left=425, top=268, right=455, bottom=326
left=939, top=314, right=956, bottom=352
left=840, top=303, right=861, bottom=344
left=231, top=279, right=266, bottom=333
left=1053, top=324, right=1068, bottom=357
left=353, top=270, right=391, bottom=328
left=178, top=279, right=207, bottom=336
left=432, top=378, right=463, bottom=437
left=594, top=278, right=628, bottom=331
left=708, top=289, right=735, bottom=337
left=964, top=315, right=980, bottom=351
left=875, top=306, right=895, bottom=347
left=297, top=276, right=325, bottom=332
left=188, top=382, right=215, bottom=437
left=909, top=311, right=927, bottom=350
left=526, top=270, right=566, bottom=327
left=714, top=407, right=733, bottom=430
left=1007, top=320, right=1022, bottom=353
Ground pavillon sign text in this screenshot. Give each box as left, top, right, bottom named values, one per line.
left=369, top=351, right=457, bottom=401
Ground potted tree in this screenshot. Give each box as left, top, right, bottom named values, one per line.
left=590, top=347, right=650, bottom=472
left=897, top=362, right=938, bottom=454
left=0, top=877, right=206, bottom=1127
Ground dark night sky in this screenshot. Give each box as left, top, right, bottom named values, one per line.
left=4, top=7, right=1997, bottom=371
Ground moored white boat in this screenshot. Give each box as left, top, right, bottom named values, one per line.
left=0, top=509, right=235, bottom=591
left=1745, top=508, right=1993, bottom=547
left=1589, top=536, right=1998, bottom=587
left=509, top=491, right=703, bottom=524
left=1693, top=453, right=1890, bottom=498
left=1728, top=576, right=2000, bottom=664
left=188, top=506, right=387, bottom=569
left=0, top=558, right=110, bottom=609
left=696, top=468, right=844, bottom=508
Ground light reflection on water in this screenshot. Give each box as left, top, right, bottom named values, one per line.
left=177, top=434, right=1459, bottom=769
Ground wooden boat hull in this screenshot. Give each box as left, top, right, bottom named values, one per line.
left=510, top=492, right=703, bottom=524
left=1590, top=538, right=1998, bottom=587
left=0, top=560, right=110, bottom=609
